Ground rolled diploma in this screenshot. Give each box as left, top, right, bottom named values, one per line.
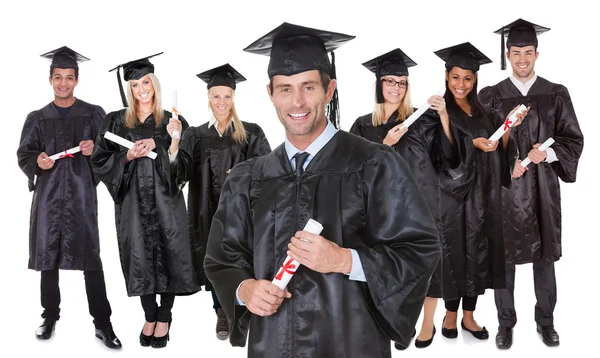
left=488, top=104, right=527, bottom=142
left=48, top=146, right=81, bottom=160
left=400, top=90, right=445, bottom=129
left=170, top=90, right=180, bottom=139
left=520, top=138, right=555, bottom=168
left=104, top=131, right=157, bottom=160
left=271, top=219, right=324, bottom=290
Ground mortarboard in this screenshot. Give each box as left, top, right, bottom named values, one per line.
left=196, top=63, right=246, bottom=90
left=362, top=48, right=417, bottom=103
left=108, top=52, right=163, bottom=107
left=493, top=18, right=550, bottom=70
left=434, top=42, right=492, bottom=72
left=243, top=22, right=355, bottom=128
left=40, top=46, right=89, bottom=70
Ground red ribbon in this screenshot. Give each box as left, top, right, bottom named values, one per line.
left=503, top=118, right=513, bottom=131
left=58, top=151, right=74, bottom=159
left=274, top=257, right=297, bottom=280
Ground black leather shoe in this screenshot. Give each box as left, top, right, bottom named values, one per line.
left=415, top=326, right=436, bottom=348
left=537, top=324, right=559, bottom=347
left=151, top=321, right=171, bottom=349
left=441, top=316, right=458, bottom=339
left=393, top=329, right=416, bottom=350
left=35, top=318, right=57, bottom=340
left=495, top=326, right=513, bottom=349
left=461, top=319, right=489, bottom=340
left=95, top=325, right=122, bottom=349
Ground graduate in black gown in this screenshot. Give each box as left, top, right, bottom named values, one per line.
left=90, top=53, right=199, bottom=349
left=433, top=42, right=526, bottom=341
left=203, top=22, right=441, bottom=358
left=170, top=63, right=271, bottom=340
left=479, top=19, right=584, bottom=349
left=17, top=46, right=121, bottom=348
left=349, top=48, right=473, bottom=350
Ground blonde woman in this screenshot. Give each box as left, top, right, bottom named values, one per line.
left=170, top=63, right=271, bottom=341
left=91, top=53, right=199, bottom=349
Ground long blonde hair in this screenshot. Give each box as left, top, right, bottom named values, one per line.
left=371, top=79, right=414, bottom=126
left=125, top=73, right=164, bottom=128
left=208, top=87, right=247, bottom=144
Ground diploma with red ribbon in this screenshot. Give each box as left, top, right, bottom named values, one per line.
left=48, top=146, right=81, bottom=160
left=488, top=104, right=527, bottom=142
left=400, top=89, right=445, bottom=129
left=520, top=137, right=555, bottom=168
left=271, top=219, right=323, bottom=290
left=170, top=89, right=180, bottom=139
left=104, top=131, right=157, bottom=159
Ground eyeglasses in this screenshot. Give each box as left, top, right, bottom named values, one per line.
left=381, top=78, right=408, bottom=89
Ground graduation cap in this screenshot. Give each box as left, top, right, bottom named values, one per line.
left=108, top=52, right=163, bottom=107
left=243, top=22, right=355, bottom=128
left=196, top=63, right=246, bottom=90
left=362, top=48, right=417, bottom=104
left=40, top=46, right=89, bottom=71
left=434, top=42, right=492, bottom=73
left=493, top=18, right=550, bottom=70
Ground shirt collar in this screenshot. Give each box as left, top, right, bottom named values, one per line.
left=208, top=115, right=234, bottom=136
left=285, top=119, right=338, bottom=162
left=510, top=73, right=538, bottom=96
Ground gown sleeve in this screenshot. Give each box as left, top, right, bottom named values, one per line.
left=17, top=111, right=43, bottom=191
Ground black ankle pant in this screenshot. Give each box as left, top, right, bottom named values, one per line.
left=140, top=293, right=175, bottom=322
left=444, top=295, right=478, bottom=312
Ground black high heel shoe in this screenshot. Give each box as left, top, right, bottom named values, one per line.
left=140, top=322, right=155, bottom=347
left=151, top=321, right=171, bottom=348
left=415, top=326, right=436, bottom=348
left=441, top=315, right=458, bottom=339
left=461, top=319, right=489, bottom=340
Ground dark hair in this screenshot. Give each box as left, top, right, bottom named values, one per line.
left=50, top=67, right=79, bottom=79
left=443, top=66, right=484, bottom=117
left=268, top=70, right=330, bottom=94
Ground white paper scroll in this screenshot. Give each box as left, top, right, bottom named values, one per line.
left=104, top=131, right=157, bottom=160
left=48, top=146, right=81, bottom=160
left=400, top=90, right=445, bottom=129
left=488, top=104, right=527, bottom=142
left=271, top=219, right=324, bottom=290
left=170, top=89, right=180, bottom=139
left=520, top=138, right=555, bottom=168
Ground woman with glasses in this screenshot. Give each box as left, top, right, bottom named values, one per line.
left=432, top=42, right=525, bottom=342
left=349, top=48, right=473, bottom=350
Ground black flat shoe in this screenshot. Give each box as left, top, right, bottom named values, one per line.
left=536, top=324, right=559, bottom=347
left=415, top=326, right=436, bottom=348
left=140, top=322, right=155, bottom=347
left=95, top=324, right=123, bottom=349
left=461, top=319, right=489, bottom=340
left=35, top=318, right=57, bottom=340
left=441, top=316, right=458, bottom=339
left=151, top=321, right=171, bottom=349
left=496, top=326, right=513, bottom=349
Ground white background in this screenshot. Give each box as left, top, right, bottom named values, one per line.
left=1, top=1, right=598, bottom=357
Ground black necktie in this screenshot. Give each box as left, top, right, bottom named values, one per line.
left=293, top=152, right=310, bottom=178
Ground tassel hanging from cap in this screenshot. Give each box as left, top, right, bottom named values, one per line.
left=375, top=59, right=384, bottom=104
left=116, top=67, right=128, bottom=107
left=327, top=51, right=340, bottom=129
left=501, top=28, right=507, bottom=71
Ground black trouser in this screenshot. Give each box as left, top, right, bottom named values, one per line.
left=445, top=296, right=478, bottom=312
left=495, top=259, right=556, bottom=328
left=40, top=269, right=112, bottom=329
left=140, top=294, right=175, bottom=322
left=211, top=290, right=222, bottom=315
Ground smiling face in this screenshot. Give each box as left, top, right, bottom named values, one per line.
left=129, top=74, right=155, bottom=105
left=50, top=68, right=78, bottom=101
left=267, top=70, right=336, bottom=147
left=209, top=86, right=233, bottom=118
left=508, top=45, right=538, bottom=81
left=446, top=67, right=476, bottom=100
left=380, top=75, right=407, bottom=105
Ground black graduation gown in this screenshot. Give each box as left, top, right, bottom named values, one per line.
left=90, top=109, right=199, bottom=297
left=438, top=106, right=516, bottom=300
left=174, top=121, right=271, bottom=290
left=479, top=77, right=584, bottom=264
left=204, top=131, right=441, bottom=358
left=17, top=99, right=104, bottom=271
left=349, top=110, right=473, bottom=298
